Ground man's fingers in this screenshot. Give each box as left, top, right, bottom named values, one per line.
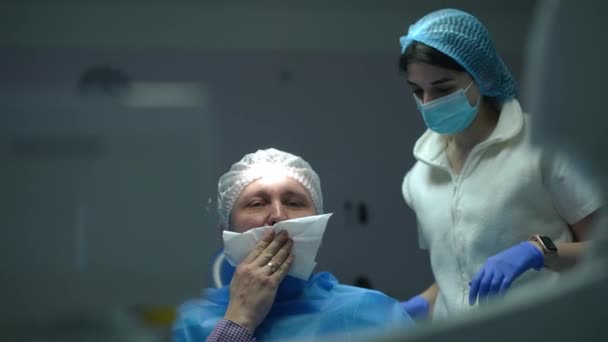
left=270, top=254, right=295, bottom=281
left=243, top=230, right=275, bottom=264
left=264, top=238, right=293, bottom=275
left=253, top=230, right=290, bottom=267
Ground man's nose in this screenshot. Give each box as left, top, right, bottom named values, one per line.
left=268, top=203, right=287, bottom=226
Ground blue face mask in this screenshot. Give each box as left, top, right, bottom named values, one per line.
left=414, top=82, right=479, bottom=134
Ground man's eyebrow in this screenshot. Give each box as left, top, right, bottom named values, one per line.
left=283, top=190, right=308, bottom=198
left=281, top=191, right=313, bottom=204
left=241, top=190, right=267, bottom=198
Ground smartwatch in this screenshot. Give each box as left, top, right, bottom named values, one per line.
left=529, top=234, right=558, bottom=255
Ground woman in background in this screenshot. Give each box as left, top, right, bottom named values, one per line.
left=397, top=8, right=602, bottom=320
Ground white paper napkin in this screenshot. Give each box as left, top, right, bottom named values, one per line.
left=222, top=213, right=332, bottom=280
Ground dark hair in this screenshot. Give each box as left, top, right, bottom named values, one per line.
left=399, top=41, right=465, bottom=74
left=399, top=41, right=501, bottom=112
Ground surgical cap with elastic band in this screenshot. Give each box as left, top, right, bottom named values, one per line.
left=217, top=148, right=323, bottom=229
left=399, top=8, right=517, bottom=102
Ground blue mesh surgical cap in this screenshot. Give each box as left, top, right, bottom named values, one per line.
left=399, top=8, right=517, bottom=101
left=217, top=148, right=323, bottom=229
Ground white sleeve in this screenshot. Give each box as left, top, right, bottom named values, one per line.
left=402, top=170, right=429, bottom=250
left=543, top=151, right=604, bottom=225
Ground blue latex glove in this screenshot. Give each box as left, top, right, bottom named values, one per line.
left=400, top=294, right=430, bottom=320
left=469, top=241, right=544, bottom=305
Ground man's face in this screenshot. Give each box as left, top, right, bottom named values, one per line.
left=229, top=176, right=316, bottom=233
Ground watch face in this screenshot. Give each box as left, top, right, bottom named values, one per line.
left=539, top=235, right=558, bottom=252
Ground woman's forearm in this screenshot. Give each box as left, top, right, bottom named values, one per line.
left=545, top=241, right=587, bottom=271
left=420, top=283, right=439, bottom=314
left=539, top=210, right=599, bottom=271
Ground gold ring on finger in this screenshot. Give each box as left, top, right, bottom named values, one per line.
left=267, top=261, right=278, bottom=273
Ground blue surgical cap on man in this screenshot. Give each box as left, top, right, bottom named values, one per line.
left=399, top=8, right=517, bottom=102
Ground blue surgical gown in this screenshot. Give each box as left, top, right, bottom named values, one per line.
left=172, top=272, right=413, bottom=341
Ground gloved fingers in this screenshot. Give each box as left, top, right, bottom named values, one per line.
left=499, top=277, right=513, bottom=295
left=489, top=272, right=504, bottom=297
left=468, top=268, right=485, bottom=305
left=401, top=295, right=430, bottom=320
left=477, top=270, right=495, bottom=304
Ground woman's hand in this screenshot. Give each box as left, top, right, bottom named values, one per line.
left=469, top=241, right=544, bottom=305
left=224, top=230, right=294, bottom=333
